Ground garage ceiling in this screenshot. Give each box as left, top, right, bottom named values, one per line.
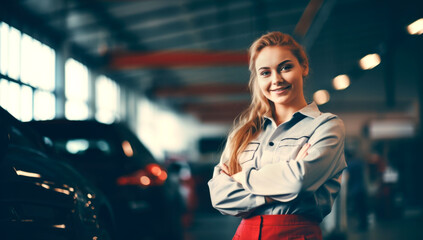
left=0, top=0, right=422, bottom=124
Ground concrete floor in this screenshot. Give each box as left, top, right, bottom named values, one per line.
left=185, top=211, right=423, bottom=240
left=346, top=217, right=423, bottom=240
left=185, top=212, right=240, bottom=240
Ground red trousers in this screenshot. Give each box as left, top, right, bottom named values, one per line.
left=232, top=215, right=322, bottom=240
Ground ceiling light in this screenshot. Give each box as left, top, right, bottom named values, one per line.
left=332, top=74, right=350, bottom=90
left=407, top=18, right=423, bottom=35
left=359, top=53, right=381, bottom=70
left=313, top=90, right=330, bottom=105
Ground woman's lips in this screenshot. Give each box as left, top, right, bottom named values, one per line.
left=271, top=85, right=291, bottom=93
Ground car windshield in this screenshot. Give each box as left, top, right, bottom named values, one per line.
left=33, top=122, right=157, bottom=168
left=55, top=138, right=115, bottom=158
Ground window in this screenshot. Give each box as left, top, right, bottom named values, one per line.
left=65, top=58, right=90, bottom=120
left=21, top=34, right=55, bottom=91
left=0, top=80, right=8, bottom=108
left=34, top=90, right=55, bottom=120
left=95, top=75, right=119, bottom=124
left=0, top=22, right=55, bottom=121
left=8, top=26, right=21, bottom=80
left=8, top=81, right=21, bottom=119
left=20, top=86, right=33, bottom=122
left=0, top=22, right=9, bottom=75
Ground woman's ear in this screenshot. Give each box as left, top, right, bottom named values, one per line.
left=302, top=65, right=309, bottom=77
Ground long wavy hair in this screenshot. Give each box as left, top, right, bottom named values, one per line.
left=226, top=32, right=309, bottom=175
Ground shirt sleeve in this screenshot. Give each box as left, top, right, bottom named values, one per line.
left=208, top=142, right=266, bottom=217
left=235, top=116, right=347, bottom=202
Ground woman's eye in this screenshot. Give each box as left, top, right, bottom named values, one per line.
left=280, top=64, right=293, bottom=72
left=260, top=71, right=270, bottom=76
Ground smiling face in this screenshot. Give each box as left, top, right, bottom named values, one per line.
left=255, top=46, right=308, bottom=112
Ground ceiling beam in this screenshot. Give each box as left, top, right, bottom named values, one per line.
left=183, top=101, right=250, bottom=123
left=0, top=0, right=65, bottom=48
left=155, top=84, right=249, bottom=97
left=108, top=51, right=248, bottom=69
left=73, top=0, right=139, bottom=47
left=294, top=0, right=337, bottom=50
left=0, top=0, right=102, bottom=69
left=183, top=101, right=249, bottom=112
left=194, top=112, right=241, bottom=123
left=294, top=0, right=324, bottom=37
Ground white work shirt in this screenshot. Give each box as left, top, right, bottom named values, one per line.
left=208, top=102, right=347, bottom=221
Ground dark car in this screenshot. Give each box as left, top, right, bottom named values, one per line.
left=0, top=107, right=116, bottom=240
left=165, top=157, right=198, bottom=228
left=27, top=120, right=184, bottom=240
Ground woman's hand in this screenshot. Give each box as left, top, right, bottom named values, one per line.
left=220, top=163, right=230, bottom=175
left=265, top=196, right=274, bottom=203
left=220, top=163, right=243, bottom=184
left=222, top=143, right=311, bottom=201
left=295, top=143, right=310, bottom=161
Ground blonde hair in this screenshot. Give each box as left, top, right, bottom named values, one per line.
left=226, top=31, right=309, bottom=175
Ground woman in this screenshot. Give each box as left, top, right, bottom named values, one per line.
left=208, top=32, right=346, bottom=240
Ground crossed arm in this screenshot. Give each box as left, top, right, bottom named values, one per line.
left=208, top=117, right=345, bottom=217
left=208, top=143, right=311, bottom=217
left=221, top=143, right=311, bottom=203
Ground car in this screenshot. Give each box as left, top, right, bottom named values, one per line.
left=0, top=107, right=116, bottom=240
left=165, top=156, right=198, bottom=228
left=27, top=119, right=185, bottom=240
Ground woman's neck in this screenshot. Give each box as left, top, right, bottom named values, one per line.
left=273, top=99, right=307, bottom=126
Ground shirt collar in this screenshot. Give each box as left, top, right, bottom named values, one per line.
left=263, top=102, right=321, bottom=126
left=298, top=101, right=321, bottom=119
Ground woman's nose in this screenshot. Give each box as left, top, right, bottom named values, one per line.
left=272, top=72, right=283, bottom=84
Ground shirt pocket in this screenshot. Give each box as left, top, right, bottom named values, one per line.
left=274, top=136, right=309, bottom=162
left=238, top=142, right=260, bottom=165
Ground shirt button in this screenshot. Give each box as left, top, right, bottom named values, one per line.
left=269, top=142, right=274, bottom=146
